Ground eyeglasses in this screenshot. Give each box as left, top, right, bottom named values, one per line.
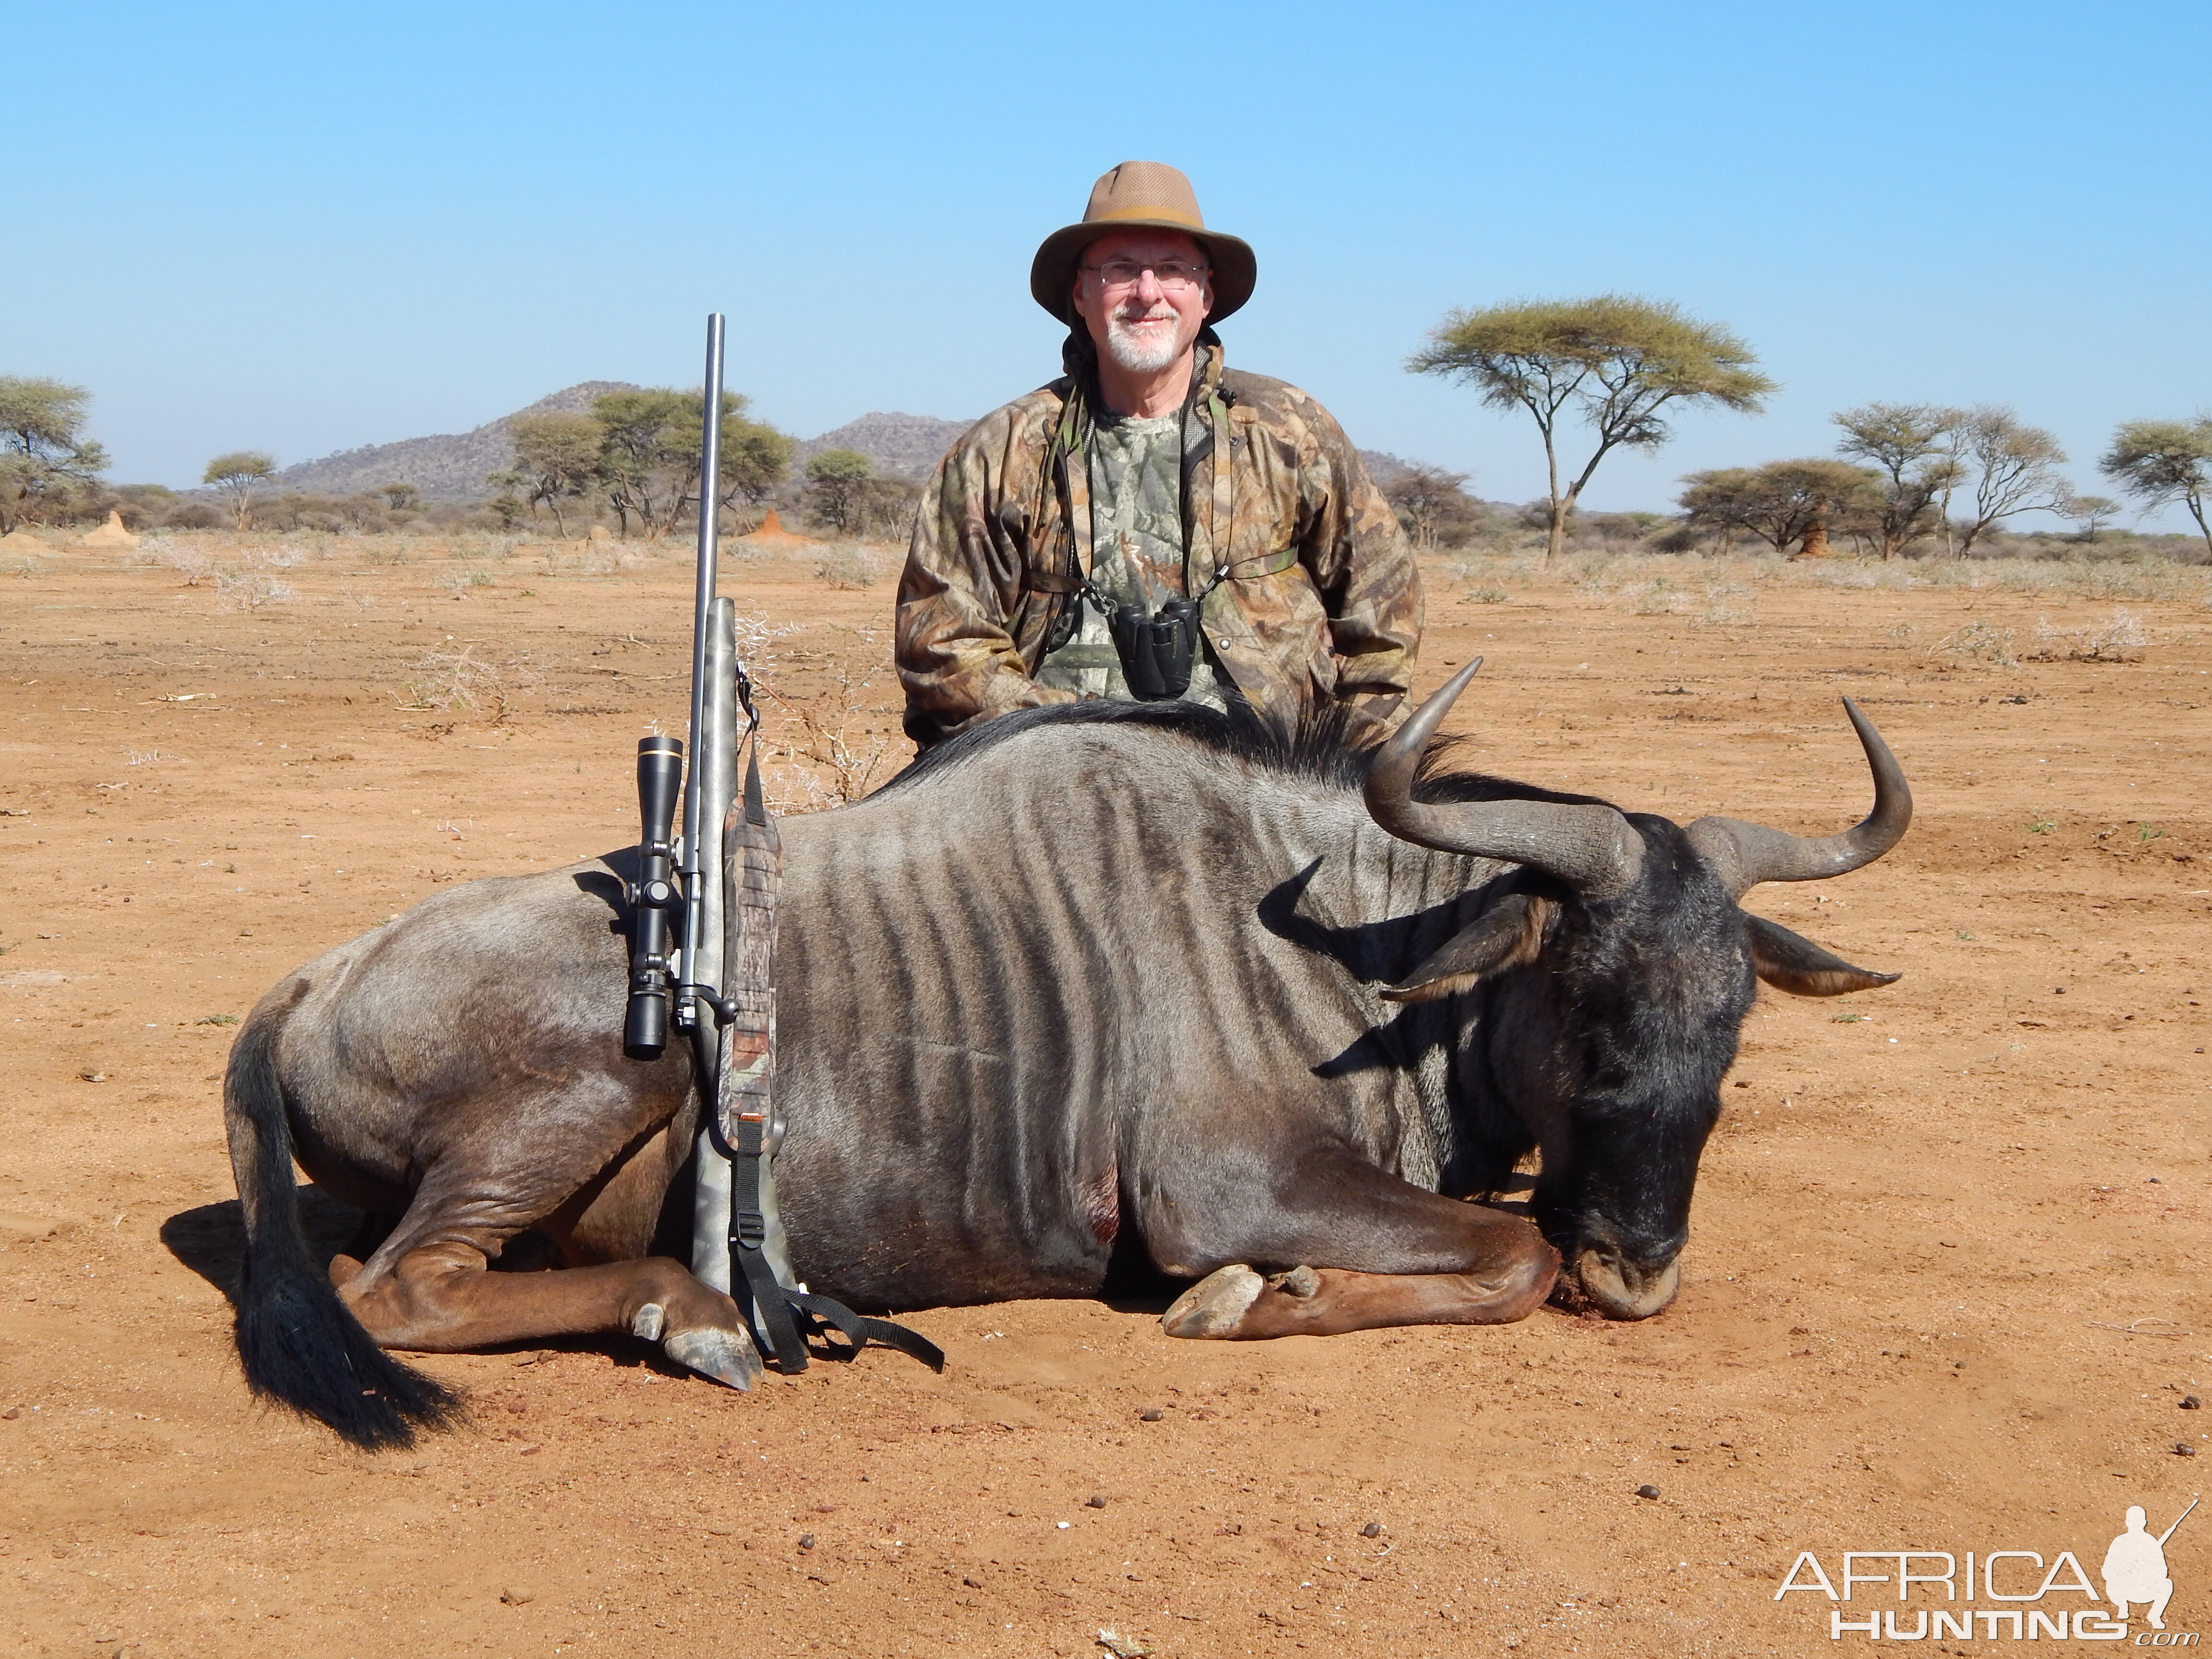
left=1081, top=258, right=1210, bottom=292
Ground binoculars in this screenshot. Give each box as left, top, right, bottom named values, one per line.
left=1107, top=596, right=1200, bottom=701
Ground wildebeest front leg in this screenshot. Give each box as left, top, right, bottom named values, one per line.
left=1142, top=1145, right=1558, bottom=1341
left=1163, top=1261, right=1552, bottom=1339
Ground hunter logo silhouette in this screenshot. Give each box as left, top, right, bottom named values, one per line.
left=2106, top=1500, right=2195, bottom=1631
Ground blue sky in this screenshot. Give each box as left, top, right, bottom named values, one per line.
left=10, top=1, right=2207, bottom=524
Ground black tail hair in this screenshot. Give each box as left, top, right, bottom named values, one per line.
left=225, top=1011, right=460, bottom=1449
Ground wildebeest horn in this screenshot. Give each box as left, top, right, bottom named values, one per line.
left=1363, top=661, right=1645, bottom=898
left=1683, top=698, right=1911, bottom=896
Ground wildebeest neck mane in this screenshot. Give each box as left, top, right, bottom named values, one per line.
left=882, top=698, right=1611, bottom=813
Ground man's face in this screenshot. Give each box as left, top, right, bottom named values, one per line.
left=1070, top=229, right=1213, bottom=378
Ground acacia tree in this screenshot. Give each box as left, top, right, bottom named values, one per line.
left=2101, top=418, right=2212, bottom=559
left=804, top=448, right=872, bottom=534
left=2063, top=494, right=2122, bottom=541
left=591, top=388, right=791, bottom=538
left=1408, top=294, right=1772, bottom=563
left=1678, top=459, right=1883, bottom=556
left=203, top=450, right=276, bottom=530
left=591, top=389, right=693, bottom=537
left=1382, top=465, right=1479, bottom=551
left=1832, top=402, right=1961, bottom=560
left=1947, top=406, right=2070, bottom=558
left=492, top=411, right=601, bottom=537
left=0, top=377, right=109, bottom=533
left=717, top=420, right=794, bottom=510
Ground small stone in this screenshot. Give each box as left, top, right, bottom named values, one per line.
left=1635, top=1484, right=1661, bottom=1500
left=1139, top=1408, right=1163, bottom=1422
left=2177, top=1443, right=2200, bottom=1457
left=962, top=1575, right=983, bottom=1589
left=1360, top=1520, right=1383, bottom=1539
left=500, top=1587, right=534, bottom=1605
left=2182, top=1396, right=2202, bottom=1410
left=1085, top=1494, right=1108, bottom=1509
left=797, top=1533, right=815, bottom=1550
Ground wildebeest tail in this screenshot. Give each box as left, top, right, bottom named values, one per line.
left=223, top=1005, right=458, bottom=1449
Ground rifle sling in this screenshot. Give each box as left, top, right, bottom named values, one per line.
left=709, top=733, right=943, bottom=1377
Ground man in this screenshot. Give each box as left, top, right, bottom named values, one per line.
left=895, top=160, right=1419, bottom=748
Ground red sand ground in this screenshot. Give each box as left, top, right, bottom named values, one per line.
left=1, top=540, right=2206, bottom=1657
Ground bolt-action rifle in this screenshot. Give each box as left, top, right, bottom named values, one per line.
left=619, top=316, right=940, bottom=1381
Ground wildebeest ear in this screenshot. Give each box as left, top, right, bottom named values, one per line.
left=1382, top=893, right=1545, bottom=1004
left=1746, top=913, right=1901, bottom=997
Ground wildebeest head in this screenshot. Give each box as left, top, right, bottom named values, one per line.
left=1363, top=663, right=1909, bottom=1320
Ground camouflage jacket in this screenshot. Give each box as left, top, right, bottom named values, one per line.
left=895, top=337, right=1421, bottom=747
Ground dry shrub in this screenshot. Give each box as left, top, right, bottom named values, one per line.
left=1785, top=558, right=1913, bottom=592
left=1699, top=581, right=1754, bottom=625
left=1929, top=620, right=2019, bottom=668
left=137, top=536, right=219, bottom=586
left=1562, top=558, right=1757, bottom=626
left=399, top=647, right=539, bottom=724
left=2026, top=609, right=2149, bottom=663
left=214, top=569, right=295, bottom=612
left=763, top=624, right=894, bottom=809
left=547, top=543, right=620, bottom=576
left=813, top=543, right=885, bottom=590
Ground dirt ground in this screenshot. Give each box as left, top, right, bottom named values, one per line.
left=2, top=533, right=2207, bottom=1658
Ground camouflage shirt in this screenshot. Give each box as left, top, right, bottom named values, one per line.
left=896, top=337, right=1420, bottom=747
left=1034, top=410, right=1230, bottom=709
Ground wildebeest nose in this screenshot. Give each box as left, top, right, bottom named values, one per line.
left=1574, top=1249, right=1682, bottom=1321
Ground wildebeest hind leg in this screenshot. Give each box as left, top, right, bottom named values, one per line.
left=327, top=1145, right=761, bottom=1389
left=1146, top=1146, right=1558, bottom=1340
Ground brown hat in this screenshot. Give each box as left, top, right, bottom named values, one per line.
left=1030, top=161, right=1257, bottom=326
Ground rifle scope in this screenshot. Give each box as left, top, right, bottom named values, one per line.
left=624, top=733, right=686, bottom=1057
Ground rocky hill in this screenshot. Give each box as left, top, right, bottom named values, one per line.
left=265, top=383, right=643, bottom=501
left=264, top=392, right=975, bottom=500
left=1357, top=450, right=1417, bottom=485
left=792, top=412, right=974, bottom=481
left=261, top=390, right=1416, bottom=502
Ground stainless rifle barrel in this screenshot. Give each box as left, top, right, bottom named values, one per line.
left=676, top=313, right=726, bottom=1014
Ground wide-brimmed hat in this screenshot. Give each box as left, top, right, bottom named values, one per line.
left=1030, top=161, right=1257, bottom=326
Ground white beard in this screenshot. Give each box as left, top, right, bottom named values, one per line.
left=1103, top=307, right=1189, bottom=374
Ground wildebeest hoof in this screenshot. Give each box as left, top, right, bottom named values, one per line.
left=1268, top=1265, right=1322, bottom=1298
left=664, top=1325, right=762, bottom=1390
left=1162, top=1264, right=1265, bottom=1338
left=629, top=1302, right=666, bottom=1341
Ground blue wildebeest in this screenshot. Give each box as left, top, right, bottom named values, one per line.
left=223, top=665, right=1908, bottom=1447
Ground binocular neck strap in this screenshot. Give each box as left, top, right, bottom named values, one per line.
left=1055, top=398, right=1097, bottom=594
left=1205, top=393, right=1233, bottom=591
